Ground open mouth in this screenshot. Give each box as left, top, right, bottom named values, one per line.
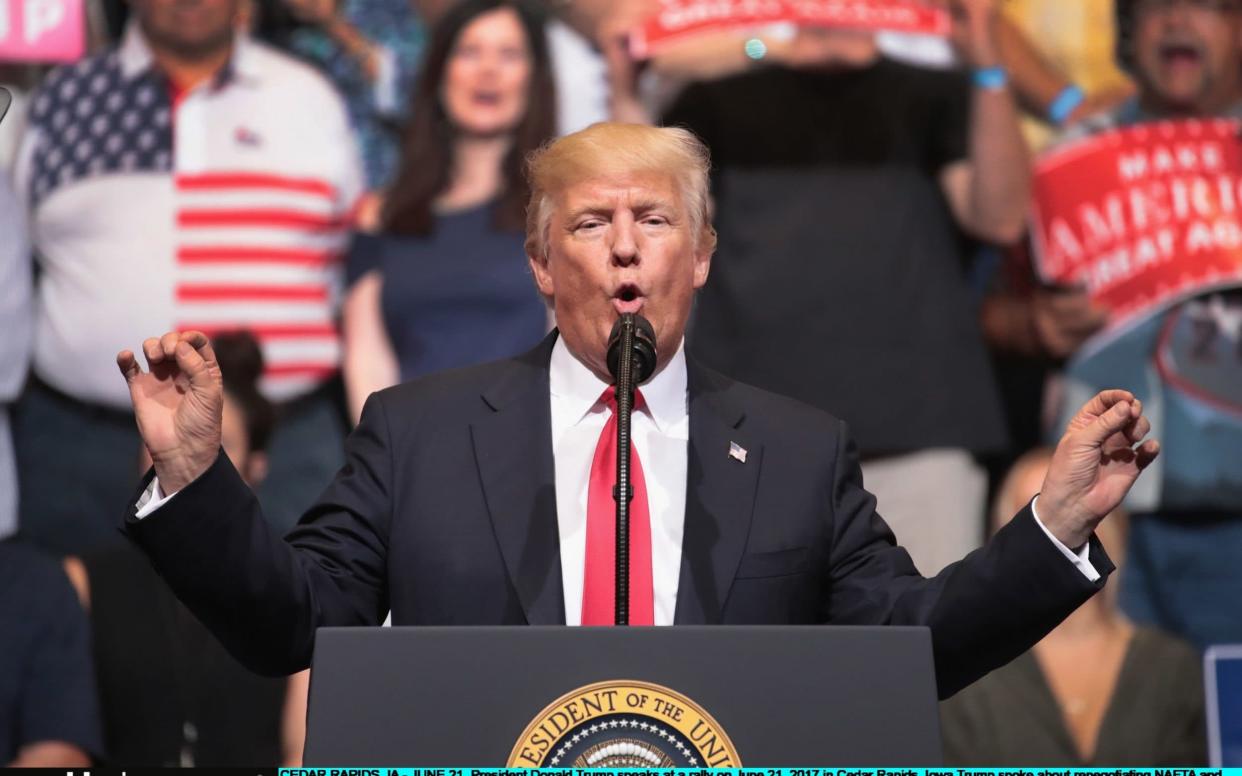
left=471, top=90, right=502, bottom=106
left=612, top=283, right=645, bottom=314
left=1159, top=43, right=1204, bottom=67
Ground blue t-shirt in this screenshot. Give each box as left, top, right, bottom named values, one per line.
left=347, top=202, right=548, bottom=381
left=0, top=539, right=103, bottom=763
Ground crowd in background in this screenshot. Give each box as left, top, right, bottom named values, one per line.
left=1, top=0, right=1238, bottom=767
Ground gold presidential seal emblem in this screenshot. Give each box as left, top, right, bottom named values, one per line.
left=508, top=680, right=740, bottom=768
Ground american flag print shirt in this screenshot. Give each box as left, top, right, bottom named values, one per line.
left=14, top=23, right=365, bottom=407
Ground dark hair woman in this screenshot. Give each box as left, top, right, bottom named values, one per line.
left=343, top=0, right=556, bottom=421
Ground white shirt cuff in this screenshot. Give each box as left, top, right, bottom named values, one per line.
left=134, top=476, right=179, bottom=519
left=1031, top=495, right=1100, bottom=582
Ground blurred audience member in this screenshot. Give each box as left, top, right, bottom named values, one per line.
left=615, top=4, right=1124, bottom=133
left=941, top=448, right=1206, bottom=766
left=0, top=539, right=102, bottom=766
left=0, top=175, right=31, bottom=541
left=1046, top=0, right=1242, bottom=650
left=977, top=0, right=1123, bottom=451
left=661, top=0, right=1029, bottom=574
left=12, top=0, right=364, bottom=547
left=281, top=0, right=428, bottom=189
left=343, top=0, right=553, bottom=421
left=62, top=332, right=308, bottom=767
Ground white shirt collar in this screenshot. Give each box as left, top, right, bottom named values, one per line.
left=117, top=22, right=156, bottom=79
left=118, top=20, right=262, bottom=86
left=549, top=331, right=688, bottom=434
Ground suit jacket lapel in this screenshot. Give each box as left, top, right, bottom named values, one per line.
left=675, top=358, right=763, bottom=624
left=471, top=332, right=565, bottom=625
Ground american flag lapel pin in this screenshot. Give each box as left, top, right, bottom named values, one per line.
left=728, top=441, right=747, bottom=463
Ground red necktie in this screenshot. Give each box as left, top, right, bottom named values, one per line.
left=581, top=386, right=654, bottom=626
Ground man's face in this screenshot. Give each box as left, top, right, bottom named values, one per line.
left=1132, top=0, right=1242, bottom=113
left=131, top=0, right=239, bottom=60
left=529, top=171, right=712, bottom=381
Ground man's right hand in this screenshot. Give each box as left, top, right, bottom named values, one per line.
left=117, top=331, right=223, bottom=495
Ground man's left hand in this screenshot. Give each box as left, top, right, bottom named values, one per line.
left=1039, top=390, right=1160, bottom=550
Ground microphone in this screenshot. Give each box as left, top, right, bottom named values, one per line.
left=0, top=88, right=11, bottom=126
left=604, top=313, right=657, bottom=626
left=606, top=313, right=657, bottom=385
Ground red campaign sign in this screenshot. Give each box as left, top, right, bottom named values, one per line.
left=629, top=0, right=950, bottom=58
left=0, top=0, right=85, bottom=63
left=1031, top=119, right=1242, bottom=342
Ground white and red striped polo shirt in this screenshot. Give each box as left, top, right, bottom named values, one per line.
left=15, top=23, right=363, bottom=407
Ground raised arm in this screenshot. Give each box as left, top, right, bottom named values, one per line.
left=939, top=0, right=1032, bottom=244
left=117, top=332, right=392, bottom=675
left=823, top=389, right=1156, bottom=697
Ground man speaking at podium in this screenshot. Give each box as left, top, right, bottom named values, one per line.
left=116, top=123, right=1159, bottom=698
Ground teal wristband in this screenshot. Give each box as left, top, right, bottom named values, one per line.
left=1048, top=84, right=1086, bottom=125
left=973, top=65, right=1008, bottom=91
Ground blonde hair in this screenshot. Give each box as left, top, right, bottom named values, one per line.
left=524, top=122, right=717, bottom=260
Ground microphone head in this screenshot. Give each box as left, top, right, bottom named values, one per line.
left=606, top=313, right=658, bottom=385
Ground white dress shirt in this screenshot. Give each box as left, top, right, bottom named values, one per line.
left=549, top=336, right=689, bottom=627
left=137, top=336, right=1099, bottom=617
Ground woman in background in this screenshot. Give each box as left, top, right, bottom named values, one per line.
left=343, top=0, right=555, bottom=422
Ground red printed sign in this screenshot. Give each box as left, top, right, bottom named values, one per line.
left=630, top=0, right=950, bottom=58
left=0, top=0, right=85, bottom=63
left=1032, top=119, right=1242, bottom=341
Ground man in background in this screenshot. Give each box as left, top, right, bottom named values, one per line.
left=12, top=0, right=364, bottom=551
left=1050, top=0, right=1242, bottom=650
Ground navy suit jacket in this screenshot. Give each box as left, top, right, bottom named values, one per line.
left=123, top=332, right=1112, bottom=697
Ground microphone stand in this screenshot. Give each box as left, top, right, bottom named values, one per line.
left=612, top=316, right=638, bottom=626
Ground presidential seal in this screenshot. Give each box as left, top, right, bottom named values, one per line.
left=508, top=680, right=740, bottom=768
